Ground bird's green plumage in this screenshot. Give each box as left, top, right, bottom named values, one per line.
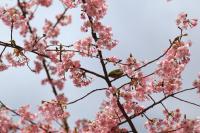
left=108, top=69, right=123, bottom=78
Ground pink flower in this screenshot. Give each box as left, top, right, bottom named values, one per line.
left=5, top=53, right=28, bottom=67
left=0, top=61, right=8, bottom=71
left=193, top=73, right=200, bottom=94
left=176, top=12, right=198, bottom=29
left=37, top=0, right=52, bottom=7
left=74, top=37, right=97, bottom=56
left=0, top=110, right=18, bottom=133
left=61, top=0, right=76, bottom=8
left=34, top=61, right=43, bottom=73
left=43, top=19, right=60, bottom=38
left=39, top=97, right=69, bottom=122
left=56, top=14, right=72, bottom=26
left=17, top=105, right=36, bottom=124
left=106, top=56, right=121, bottom=64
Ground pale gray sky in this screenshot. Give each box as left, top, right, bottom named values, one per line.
left=0, top=0, right=200, bottom=132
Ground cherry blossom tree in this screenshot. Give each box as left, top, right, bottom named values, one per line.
left=0, top=0, right=200, bottom=133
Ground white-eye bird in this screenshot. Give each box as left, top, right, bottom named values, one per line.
left=108, top=69, right=123, bottom=78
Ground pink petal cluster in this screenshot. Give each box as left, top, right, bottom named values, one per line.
left=5, top=53, right=28, bottom=67
left=81, top=21, right=118, bottom=50
left=0, top=61, right=8, bottom=71
left=74, top=37, right=97, bottom=56
left=81, top=0, right=107, bottom=20
left=155, top=41, right=192, bottom=94
left=55, top=52, right=77, bottom=75
left=38, top=95, right=69, bottom=122
left=0, top=4, right=35, bottom=36
left=17, top=105, right=36, bottom=124
left=24, top=35, right=46, bottom=52
left=56, top=14, right=72, bottom=26
left=75, top=87, right=125, bottom=133
left=80, top=0, right=118, bottom=51
left=33, top=61, right=43, bottom=73
left=120, top=55, right=140, bottom=78
left=0, top=7, right=24, bottom=28
left=145, top=109, right=200, bottom=133
left=176, top=12, right=198, bottom=29
left=43, top=19, right=60, bottom=38
left=106, top=56, right=121, bottom=64
left=193, top=73, right=200, bottom=94
left=0, top=110, right=18, bottom=133
left=36, top=0, right=52, bottom=7
left=70, top=68, right=92, bottom=87
left=61, top=0, right=76, bottom=8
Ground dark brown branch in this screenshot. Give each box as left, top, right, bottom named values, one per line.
left=134, top=40, right=173, bottom=72
left=148, top=94, right=156, bottom=103
left=0, top=41, right=49, bottom=58
left=117, top=99, right=138, bottom=133
left=81, top=0, right=138, bottom=131
left=67, top=88, right=107, bottom=105
left=66, top=73, right=154, bottom=106
left=42, top=59, right=69, bottom=132
left=17, top=0, right=33, bottom=33
left=142, top=113, right=151, bottom=121
left=42, top=59, right=58, bottom=96
left=160, top=102, right=170, bottom=115
left=53, top=8, right=69, bottom=29
left=172, top=96, right=200, bottom=108
left=80, top=67, right=105, bottom=79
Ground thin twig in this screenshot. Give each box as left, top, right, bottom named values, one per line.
left=67, top=88, right=107, bottom=105
left=172, top=96, right=200, bottom=108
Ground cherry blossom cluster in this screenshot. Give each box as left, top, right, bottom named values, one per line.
left=155, top=40, right=192, bottom=94
left=5, top=52, right=28, bottom=67
left=39, top=95, right=69, bottom=123
left=0, top=7, right=24, bottom=28
left=79, top=0, right=118, bottom=51
left=0, top=61, right=8, bottom=71
left=0, top=1, right=37, bottom=37
left=74, top=37, right=97, bottom=56
left=176, top=12, right=198, bottom=29
left=81, top=0, right=107, bottom=20
left=193, top=73, right=200, bottom=94
left=0, top=110, right=18, bottom=133
left=75, top=87, right=125, bottom=132
left=37, top=0, right=52, bottom=7
left=145, top=109, right=200, bottom=133
left=61, top=0, right=77, bottom=8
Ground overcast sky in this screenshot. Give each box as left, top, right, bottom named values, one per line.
left=0, top=0, right=200, bottom=132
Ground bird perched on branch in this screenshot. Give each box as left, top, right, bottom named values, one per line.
left=108, top=69, right=123, bottom=78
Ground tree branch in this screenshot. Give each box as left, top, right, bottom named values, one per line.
left=42, top=59, right=69, bottom=132
left=118, top=87, right=197, bottom=126
left=172, top=95, right=200, bottom=108
left=67, top=88, right=107, bottom=105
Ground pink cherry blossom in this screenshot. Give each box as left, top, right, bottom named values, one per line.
left=0, top=110, right=18, bottom=133
left=0, top=61, right=8, bottom=71
left=37, top=0, right=52, bottom=7
left=176, top=12, right=198, bottom=29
